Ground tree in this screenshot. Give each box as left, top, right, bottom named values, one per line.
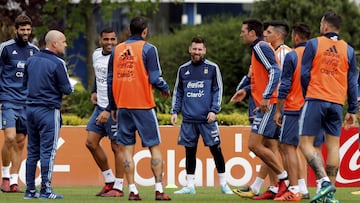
left=251, top=0, right=360, bottom=50
left=0, top=0, right=160, bottom=89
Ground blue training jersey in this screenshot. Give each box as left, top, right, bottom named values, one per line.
left=171, top=58, right=223, bottom=123
left=0, top=38, right=39, bottom=105
left=24, top=50, right=73, bottom=109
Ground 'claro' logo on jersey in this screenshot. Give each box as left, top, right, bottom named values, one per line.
left=16, top=61, right=25, bottom=77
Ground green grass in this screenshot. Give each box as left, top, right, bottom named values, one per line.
left=0, top=186, right=358, bottom=202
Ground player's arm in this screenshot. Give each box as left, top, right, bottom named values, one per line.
left=170, top=67, right=184, bottom=125
left=210, top=65, right=223, bottom=114
left=107, top=50, right=116, bottom=112
left=144, top=44, right=170, bottom=94
left=274, top=52, right=296, bottom=126
left=300, top=38, right=317, bottom=97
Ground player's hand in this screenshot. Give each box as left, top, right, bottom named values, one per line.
left=90, top=92, right=97, bottom=105
left=273, top=111, right=282, bottom=127
left=171, top=114, right=178, bottom=125
left=161, top=90, right=171, bottom=98
left=230, top=89, right=247, bottom=102
left=96, top=110, right=110, bottom=125
left=343, top=113, right=356, bottom=130
left=207, top=112, right=216, bottom=123
left=260, top=99, right=270, bottom=113
left=111, top=110, right=117, bottom=122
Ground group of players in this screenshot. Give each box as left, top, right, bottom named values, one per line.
left=231, top=11, right=358, bottom=203
left=0, top=11, right=359, bottom=203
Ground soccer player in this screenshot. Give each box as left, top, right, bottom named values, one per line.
left=85, top=27, right=124, bottom=197
left=23, top=30, right=73, bottom=199
left=170, top=36, right=233, bottom=195
left=231, top=18, right=288, bottom=200
left=107, top=16, right=171, bottom=201
left=273, top=22, right=311, bottom=201
left=299, top=11, right=358, bottom=203
left=232, top=20, right=292, bottom=200
left=0, top=14, right=39, bottom=193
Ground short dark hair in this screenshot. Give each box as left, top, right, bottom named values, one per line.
left=322, top=11, right=342, bottom=30
left=243, top=18, right=263, bottom=37
left=292, top=22, right=311, bottom=40
left=130, top=16, right=148, bottom=35
left=15, top=14, right=32, bottom=29
left=191, top=36, right=205, bottom=45
left=100, top=27, right=115, bottom=36
left=263, top=20, right=289, bottom=38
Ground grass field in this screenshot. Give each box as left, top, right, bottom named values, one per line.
left=0, top=186, right=358, bottom=202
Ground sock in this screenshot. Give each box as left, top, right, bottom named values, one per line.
left=277, top=171, right=288, bottom=180
left=10, top=174, right=18, bottom=185
left=269, top=185, right=278, bottom=194
left=113, top=178, right=123, bottom=191
left=316, top=179, right=321, bottom=193
left=155, top=182, right=163, bottom=193
left=129, top=184, right=138, bottom=195
left=218, top=172, right=227, bottom=186
left=288, top=185, right=299, bottom=194
left=187, top=174, right=195, bottom=188
left=102, top=169, right=115, bottom=183
left=250, top=177, right=264, bottom=194
left=298, top=178, right=309, bottom=194
left=1, top=165, right=10, bottom=178
left=319, top=177, right=331, bottom=185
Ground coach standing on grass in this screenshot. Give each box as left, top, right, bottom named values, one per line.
left=23, top=30, right=73, bottom=199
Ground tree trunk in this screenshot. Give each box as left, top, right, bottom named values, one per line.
left=86, top=11, right=97, bottom=90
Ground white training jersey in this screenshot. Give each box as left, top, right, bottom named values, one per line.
left=92, top=48, right=110, bottom=108
left=275, top=44, right=292, bottom=70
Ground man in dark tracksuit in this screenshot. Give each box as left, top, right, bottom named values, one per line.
left=23, top=30, right=73, bottom=199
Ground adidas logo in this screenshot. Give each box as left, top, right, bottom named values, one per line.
left=12, top=50, right=18, bottom=55
left=326, top=45, right=337, bottom=53
left=185, top=70, right=190, bottom=75
left=252, top=125, right=258, bottom=130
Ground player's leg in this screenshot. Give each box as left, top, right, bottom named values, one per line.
left=86, top=107, right=115, bottom=196
left=100, top=139, right=124, bottom=197
left=24, top=107, right=40, bottom=199
left=1, top=106, right=20, bottom=192
left=39, top=108, right=63, bottom=199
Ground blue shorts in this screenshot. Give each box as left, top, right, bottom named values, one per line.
left=116, top=108, right=161, bottom=147
left=299, top=100, right=341, bottom=146
left=178, top=122, right=221, bottom=147
left=0, top=103, right=27, bottom=134
left=86, top=106, right=117, bottom=140
left=251, top=104, right=279, bottom=138
left=279, top=114, right=299, bottom=146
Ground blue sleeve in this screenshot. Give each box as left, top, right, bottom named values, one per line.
left=301, top=38, right=317, bottom=97
left=254, top=43, right=281, bottom=99
left=107, top=51, right=116, bottom=111
left=236, top=75, right=250, bottom=91
left=278, top=52, right=296, bottom=99
left=347, top=46, right=359, bottom=114
left=55, top=62, right=73, bottom=95
left=170, top=68, right=183, bottom=114
left=92, top=78, right=97, bottom=93
left=143, top=44, right=169, bottom=92
left=0, top=46, right=4, bottom=77
left=210, top=65, right=223, bottom=113
left=358, top=72, right=360, bottom=101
